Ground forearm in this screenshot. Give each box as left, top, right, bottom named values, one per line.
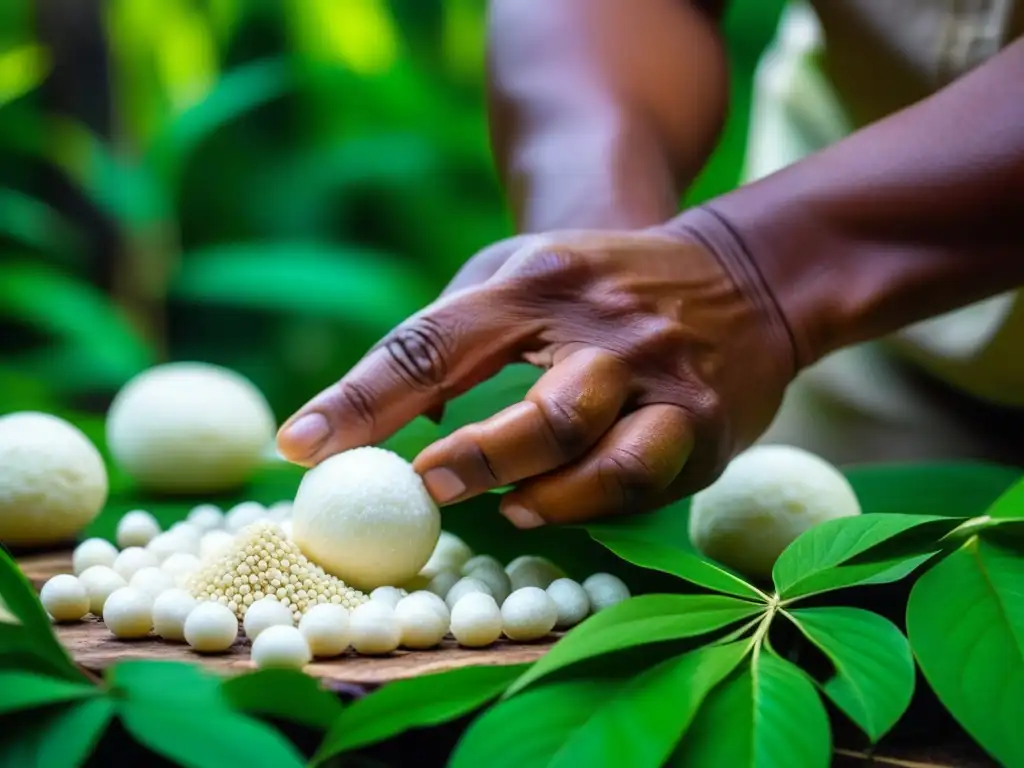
left=691, top=39, right=1024, bottom=368
left=486, top=0, right=728, bottom=232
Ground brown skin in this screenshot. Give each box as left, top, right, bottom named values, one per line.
left=278, top=4, right=1024, bottom=529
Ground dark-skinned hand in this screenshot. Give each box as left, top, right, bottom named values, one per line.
left=276, top=220, right=797, bottom=529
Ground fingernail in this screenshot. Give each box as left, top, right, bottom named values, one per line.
left=278, top=412, right=330, bottom=460
left=422, top=468, right=466, bottom=504
left=501, top=504, right=545, bottom=530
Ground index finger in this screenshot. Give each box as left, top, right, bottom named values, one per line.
left=276, top=287, right=538, bottom=466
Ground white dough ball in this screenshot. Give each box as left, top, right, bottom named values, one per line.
left=146, top=531, right=190, bottom=562
left=113, top=547, right=159, bottom=581
left=266, top=501, right=292, bottom=522
left=426, top=569, right=460, bottom=600
left=582, top=573, right=631, bottom=612
left=251, top=625, right=311, bottom=670
left=298, top=604, right=350, bottom=658
left=102, top=587, right=153, bottom=638
left=0, top=412, right=108, bottom=546
left=199, top=530, right=234, bottom=560
left=129, top=566, right=176, bottom=600
left=370, top=586, right=406, bottom=609
left=105, top=362, right=276, bottom=494
left=116, top=510, right=161, bottom=549
left=186, top=504, right=224, bottom=531
left=450, top=592, right=502, bottom=648
left=152, top=588, right=198, bottom=642
left=461, top=554, right=503, bottom=576
left=292, top=447, right=441, bottom=590
left=465, top=561, right=512, bottom=606
left=184, top=601, right=238, bottom=652
left=688, top=445, right=862, bottom=580
left=348, top=600, right=401, bottom=655
left=243, top=596, right=294, bottom=641
left=40, top=574, right=89, bottom=622
left=161, top=552, right=201, bottom=585
left=547, top=578, right=591, bottom=629
left=72, top=538, right=119, bottom=575
left=420, top=531, right=474, bottom=577
left=79, top=565, right=128, bottom=615
left=225, top=501, right=266, bottom=533
left=395, top=598, right=448, bottom=649
left=445, top=577, right=493, bottom=611
left=402, top=590, right=450, bottom=625
left=501, top=587, right=558, bottom=641
left=507, top=556, right=565, bottom=591
left=279, top=520, right=293, bottom=539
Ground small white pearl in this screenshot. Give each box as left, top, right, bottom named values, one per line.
left=40, top=574, right=89, bottom=622
left=184, top=601, right=238, bottom=653
left=72, top=538, right=118, bottom=575
left=116, top=510, right=161, bottom=549
left=103, top=587, right=153, bottom=638
left=298, top=604, right=350, bottom=658
left=251, top=625, right=311, bottom=670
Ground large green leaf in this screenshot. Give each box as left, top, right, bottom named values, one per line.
left=0, top=698, right=115, bottom=768
left=787, top=607, right=914, bottom=742
left=222, top=669, right=342, bottom=730
left=0, top=671, right=97, bottom=716
left=984, top=477, right=1024, bottom=520
left=108, top=660, right=223, bottom=706
left=172, top=242, right=436, bottom=333
left=671, top=654, right=830, bottom=768
left=907, top=539, right=1024, bottom=767
left=0, top=187, right=84, bottom=263
left=314, top=664, right=527, bottom=761
left=772, top=514, right=963, bottom=599
left=585, top=528, right=765, bottom=601
left=507, top=594, right=763, bottom=696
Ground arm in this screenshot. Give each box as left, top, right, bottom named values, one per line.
left=685, top=38, right=1024, bottom=369
left=486, top=0, right=729, bottom=232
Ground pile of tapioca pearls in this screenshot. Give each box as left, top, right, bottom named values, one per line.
left=37, top=503, right=631, bottom=670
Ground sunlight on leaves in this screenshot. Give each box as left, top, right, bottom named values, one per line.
left=292, top=0, right=401, bottom=73
left=0, top=44, right=49, bottom=108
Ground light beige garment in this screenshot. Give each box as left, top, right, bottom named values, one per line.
left=744, top=0, right=1024, bottom=465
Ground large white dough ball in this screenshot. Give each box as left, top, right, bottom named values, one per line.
left=689, top=445, right=862, bottom=580
left=105, top=362, right=276, bottom=494
left=0, top=412, right=108, bottom=546
left=292, top=447, right=441, bottom=590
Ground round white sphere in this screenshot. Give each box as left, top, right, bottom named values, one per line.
left=0, top=412, right=108, bottom=546
left=465, top=561, right=511, bottom=606
left=161, top=552, right=201, bottom=585
left=445, top=577, right=493, bottom=611
left=292, top=447, right=441, bottom=590
left=72, top=538, right=119, bottom=575
left=116, top=510, right=161, bottom=549
left=370, top=586, right=406, bottom=609
left=426, top=570, right=460, bottom=600
left=251, top=625, right=311, bottom=670
left=420, top=531, right=474, bottom=577
left=298, top=604, right=350, bottom=658
left=582, top=573, right=631, bottom=612
left=243, top=597, right=294, bottom=641
left=461, top=555, right=503, bottom=577
left=129, top=566, right=176, bottom=600
left=146, top=531, right=192, bottom=562
left=450, top=592, right=502, bottom=648
left=105, top=362, right=276, bottom=494
left=199, top=530, right=234, bottom=561
left=501, top=587, right=558, bottom=641
left=507, top=556, right=565, bottom=591
left=79, top=565, right=128, bottom=615
left=184, top=601, right=238, bottom=653
left=402, top=590, right=450, bottom=625
left=689, top=445, right=862, bottom=580
left=547, top=578, right=591, bottom=629
left=113, top=547, right=159, bottom=581
left=348, top=600, right=401, bottom=655
left=395, top=598, right=448, bottom=649
left=152, top=588, right=198, bottom=642
left=186, top=504, right=224, bottom=531
left=224, top=502, right=266, bottom=533
left=102, top=587, right=153, bottom=638
left=40, top=574, right=89, bottom=622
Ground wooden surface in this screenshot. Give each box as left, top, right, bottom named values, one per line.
left=19, top=551, right=556, bottom=686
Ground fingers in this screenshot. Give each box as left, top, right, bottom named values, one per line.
left=499, top=404, right=694, bottom=528
left=277, top=288, right=536, bottom=466
left=412, top=349, right=632, bottom=504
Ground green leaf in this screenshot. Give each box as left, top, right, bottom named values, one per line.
left=0, top=671, right=97, bottom=715
left=985, top=477, right=1024, bottom=520
left=0, top=187, right=84, bottom=262
left=671, top=654, right=830, bottom=768
left=0, top=548, right=82, bottom=680
left=222, top=669, right=342, bottom=730
left=108, top=660, right=224, bottom=706
left=147, top=58, right=292, bottom=185
left=119, top=701, right=307, bottom=768
left=314, top=664, right=527, bottom=761
left=786, top=607, right=914, bottom=742
left=0, top=698, right=115, bottom=768
left=0, top=44, right=50, bottom=107
left=585, top=528, right=765, bottom=601
left=172, top=242, right=436, bottom=333
left=906, top=539, right=1024, bottom=767
left=772, top=514, right=963, bottom=599
left=507, top=595, right=763, bottom=696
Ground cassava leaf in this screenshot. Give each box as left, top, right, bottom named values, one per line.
left=907, top=538, right=1024, bottom=767
left=108, top=661, right=224, bottom=706
left=671, top=653, right=830, bottom=768
left=984, top=477, right=1024, bottom=520
left=585, top=528, right=765, bottom=601
left=506, top=594, right=763, bottom=696
left=222, top=669, right=342, bottom=730
left=0, top=698, right=115, bottom=768
left=787, top=607, right=914, bottom=742
left=773, top=514, right=964, bottom=599
left=314, top=664, right=527, bottom=761
left=0, top=671, right=97, bottom=715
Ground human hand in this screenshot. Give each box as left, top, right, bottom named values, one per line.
left=277, top=213, right=797, bottom=528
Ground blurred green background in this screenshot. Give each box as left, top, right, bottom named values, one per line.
left=0, top=0, right=784, bottom=447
